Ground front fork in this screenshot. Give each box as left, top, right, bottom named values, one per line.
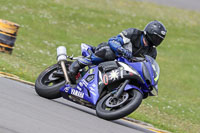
left=57, top=46, right=71, bottom=84
left=113, top=80, right=130, bottom=99
left=113, top=80, right=144, bottom=99
left=60, top=61, right=70, bottom=84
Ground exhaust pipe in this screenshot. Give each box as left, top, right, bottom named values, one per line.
left=57, top=46, right=70, bottom=84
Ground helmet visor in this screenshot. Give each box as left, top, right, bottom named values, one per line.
left=147, top=33, right=164, bottom=46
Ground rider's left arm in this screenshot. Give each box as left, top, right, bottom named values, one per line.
left=108, top=35, right=133, bottom=59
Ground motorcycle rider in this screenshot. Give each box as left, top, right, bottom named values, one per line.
left=68, top=20, right=167, bottom=84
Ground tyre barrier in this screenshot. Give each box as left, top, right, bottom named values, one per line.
left=0, top=19, right=19, bottom=54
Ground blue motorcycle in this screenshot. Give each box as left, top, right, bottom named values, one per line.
left=35, top=43, right=160, bottom=120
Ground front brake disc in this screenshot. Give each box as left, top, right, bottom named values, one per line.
left=105, top=92, right=129, bottom=108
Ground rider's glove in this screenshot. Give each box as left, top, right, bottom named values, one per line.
left=117, top=46, right=133, bottom=59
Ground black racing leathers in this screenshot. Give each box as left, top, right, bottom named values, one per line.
left=68, top=28, right=157, bottom=84
left=108, top=28, right=157, bottom=59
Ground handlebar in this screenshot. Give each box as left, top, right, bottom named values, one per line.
left=130, top=57, right=145, bottom=62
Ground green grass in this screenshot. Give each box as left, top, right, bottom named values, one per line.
left=0, top=0, right=200, bottom=132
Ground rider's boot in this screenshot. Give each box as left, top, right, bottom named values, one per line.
left=68, top=54, right=104, bottom=84
left=68, top=58, right=91, bottom=84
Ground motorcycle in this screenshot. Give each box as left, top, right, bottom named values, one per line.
left=35, top=43, right=160, bottom=120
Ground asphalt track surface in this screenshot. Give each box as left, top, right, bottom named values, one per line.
left=2, top=1, right=198, bottom=133
left=139, top=0, right=200, bottom=12
left=0, top=77, right=156, bottom=133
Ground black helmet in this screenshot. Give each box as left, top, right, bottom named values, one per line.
left=144, top=20, right=167, bottom=47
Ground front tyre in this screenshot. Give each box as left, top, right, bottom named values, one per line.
left=96, top=89, right=143, bottom=120
left=35, top=64, right=65, bottom=99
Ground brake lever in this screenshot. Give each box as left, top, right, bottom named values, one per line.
left=67, top=55, right=74, bottom=60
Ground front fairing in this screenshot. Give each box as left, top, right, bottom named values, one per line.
left=60, top=66, right=100, bottom=105
left=117, top=56, right=160, bottom=95
left=144, top=55, right=159, bottom=95
left=145, top=55, right=160, bottom=86
left=117, top=57, right=150, bottom=93
left=117, top=57, right=144, bottom=81
left=150, top=84, right=158, bottom=96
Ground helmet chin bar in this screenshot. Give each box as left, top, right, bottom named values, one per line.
left=144, top=35, right=153, bottom=47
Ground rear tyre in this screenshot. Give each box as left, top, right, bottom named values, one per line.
left=96, top=89, right=143, bottom=120
left=35, top=64, right=65, bottom=99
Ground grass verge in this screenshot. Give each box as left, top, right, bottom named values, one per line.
left=0, top=0, right=199, bottom=132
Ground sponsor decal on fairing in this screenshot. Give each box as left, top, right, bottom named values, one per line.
left=103, top=74, right=109, bottom=85
left=109, top=69, right=119, bottom=81
left=77, top=86, right=82, bottom=91
left=71, top=89, right=84, bottom=98
left=64, top=86, right=70, bottom=93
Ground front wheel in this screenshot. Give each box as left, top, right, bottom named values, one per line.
left=96, top=89, right=143, bottom=120
left=35, top=64, right=65, bottom=99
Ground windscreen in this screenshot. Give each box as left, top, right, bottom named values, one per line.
left=145, top=55, right=160, bottom=84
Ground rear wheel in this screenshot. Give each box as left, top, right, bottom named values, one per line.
left=96, top=89, right=143, bottom=120
left=35, top=64, right=65, bottom=99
